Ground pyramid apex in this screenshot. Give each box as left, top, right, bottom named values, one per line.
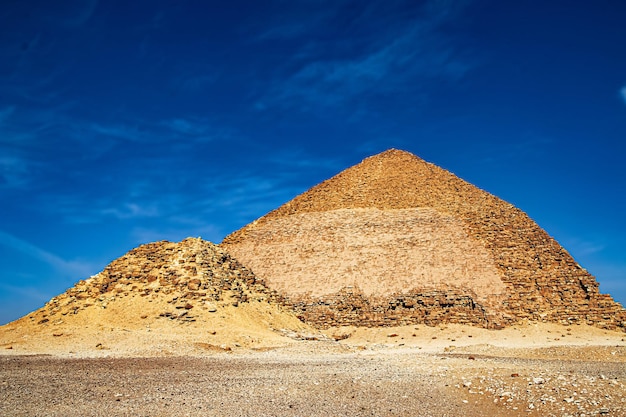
left=357, top=148, right=430, bottom=168
left=366, top=148, right=419, bottom=159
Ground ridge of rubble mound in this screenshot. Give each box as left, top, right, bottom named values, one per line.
left=0, top=238, right=312, bottom=356
left=222, top=149, right=626, bottom=331
left=45, top=237, right=281, bottom=315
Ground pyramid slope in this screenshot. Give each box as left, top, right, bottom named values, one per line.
left=223, top=149, right=626, bottom=330
left=0, top=238, right=311, bottom=356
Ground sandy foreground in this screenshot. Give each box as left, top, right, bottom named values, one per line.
left=1, top=321, right=625, bottom=417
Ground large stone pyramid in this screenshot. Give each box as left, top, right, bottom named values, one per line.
left=222, top=149, right=626, bottom=330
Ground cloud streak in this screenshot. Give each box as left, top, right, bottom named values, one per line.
left=0, top=283, right=53, bottom=304
left=0, top=230, right=94, bottom=278
left=0, top=106, right=15, bottom=124
left=620, top=86, right=626, bottom=105
left=0, top=155, right=30, bottom=188
left=563, top=237, right=606, bottom=257
left=99, top=203, right=161, bottom=220
left=255, top=0, right=475, bottom=112
left=0, top=99, right=235, bottom=191
left=160, top=117, right=226, bottom=142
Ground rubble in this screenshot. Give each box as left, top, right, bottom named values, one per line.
left=36, top=238, right=283, bottom=322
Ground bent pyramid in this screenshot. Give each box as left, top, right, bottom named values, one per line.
left=222, top=149, right=626, bottom=330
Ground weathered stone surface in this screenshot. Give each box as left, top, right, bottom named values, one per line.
left=222, top=149, right=626, bottom=330
left=39, top=238, right=283, bottom=321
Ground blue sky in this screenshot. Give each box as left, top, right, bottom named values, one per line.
left=1, top=0, right=625, bottom=324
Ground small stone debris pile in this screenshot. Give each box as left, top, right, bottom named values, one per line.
left=33, top=238, right=282, bottom=324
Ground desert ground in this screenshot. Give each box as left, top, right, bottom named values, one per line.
left=1, top=321, right=625, bottom=417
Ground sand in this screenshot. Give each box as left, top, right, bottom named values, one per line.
left=1, top=322, right=624, bottom=416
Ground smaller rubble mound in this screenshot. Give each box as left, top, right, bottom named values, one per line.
left=1, top=238, right=310, bottom=356
left=39, top=238, right=282, bottom=322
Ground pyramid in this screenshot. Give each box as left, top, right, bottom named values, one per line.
left=0, top=238, right=310, bottom=355
left=222, top=149, right=626, bottom=330
left=40, top=238, right=281, bottom=314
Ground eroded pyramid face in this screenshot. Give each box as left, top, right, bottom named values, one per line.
left=223, top=207, right=506, bottom=301
left=222, top=149, right=626, bottom=330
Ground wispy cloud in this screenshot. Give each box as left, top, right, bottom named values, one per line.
left=184, top=170, right=311, bottom=229
left=0, top=155, right=30, bottom=188
left=252, top=5, right=337, bottom=41
left=47, top=167, right=293, bottom=229
left=267, top=149, right=343, bottom=171
left=455, top=129, right=554, bottom=167
left=160, top=117, right=221, bottom=140
left=53, top=192, right=172, bottom=224
left=89, top=123, right=144, bottom=142
left=0, top=109, right=117, bottom=190
left=0, top=230, right=94, bottom=278
left=61, top=0, right=99, bottom=26
left=563, top=237, right=606, bottom=257
left=170, top=73, right=217, bottom=94
left=255, top=0, right=475, bottom=112
left=620, top=85, right=626, bottom=105
left=99, top=203, right=161, bottom=220
left=118, top=171, right=305, bottom=244
left=86, top=118, right=213, bottom=144
left=0, top=106, right=15, bottom=124
left=36, top=0, right=100, bottom=27
left=86, top=117, right=227, bottom=146
left=0, top=283, right=53, bottom=304
left=0, top=104, right=229, bottom=189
